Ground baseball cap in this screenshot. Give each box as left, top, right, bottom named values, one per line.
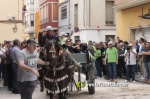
left=108, top=41, right=113, bottom=45
left=46, top=26, right=53, bottom=31
left=26, top=39, right=38, bottom=46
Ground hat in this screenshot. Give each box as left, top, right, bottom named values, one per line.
left=120, top=42, right=124, bottom=45
left=108, top=41, right=113, bottom=45
left=46, top=26, right=53, bottom=31
left=60, top=32, right=68, bottom=36
left=67, top=39, right=71, bottom=42
left=26, top=39, right=38, bottom=46
left=128, top=43, right=133, bottom=46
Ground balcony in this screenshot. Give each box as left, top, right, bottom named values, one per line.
left=115, top=0, right=134, bottom=6
left=25, top=26, right=35, bottom=34
left=40, top=18, right=48, bottom=24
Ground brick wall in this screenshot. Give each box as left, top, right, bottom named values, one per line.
left=115, top=0, right=134, bottom=5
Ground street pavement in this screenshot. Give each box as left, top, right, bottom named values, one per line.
left=0, top=75, right=150, bottom=99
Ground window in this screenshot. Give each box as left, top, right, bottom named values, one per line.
left=61, top=6, right=67, bottom=19
left=25, top=16, right=27, bottom=28
left=31, top=0, right=34, bottom=4
left=106, top=1, right=115, bottom=26
left=74, top=4, right=78, bottom=27
left=30, top=14, right=34, bottom=26
left=53, top=3, right=58, bottom=21
left=27, top=0, right=29, bottom=5
left=74, top=36, right=80, bottom=42
left=46, top=4, right=48, bottom=22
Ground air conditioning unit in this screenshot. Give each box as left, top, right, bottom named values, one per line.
left=8, top=15, right=15, bottom=21
left=8, top=15, right=12, bottom=21
left=11, top=15, right=15, bottom=20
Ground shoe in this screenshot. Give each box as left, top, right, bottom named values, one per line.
left=108, top=79, right=114, bottom=82
left=125, top=80, right=129, bottom=82
left=140, top=76, right=145, bottom=80
left=12, top=90, right=20, bottom=94
left=3, top=83, right=8, bottom=86
left=9, top=88, right=12, bottom=91
left=114, top=79, right=117, bottom=83
left=132, top=80, right=136, bottom=83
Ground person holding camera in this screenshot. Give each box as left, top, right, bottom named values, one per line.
left=125, top=43, right=137, bottom=82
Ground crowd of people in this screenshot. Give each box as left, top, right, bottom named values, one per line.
left=59, top=35, right=150, bottom=83
left=0, top=26, right=150, bottom=99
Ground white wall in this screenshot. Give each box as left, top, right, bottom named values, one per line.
left=25, top=0, right=36, bottom=34
left=135, top=28, right=150, bottom=42
left=68, top=0, right=116, bottom=43
left=58, top=1, right=70, bottom=34
left=71, top=29, right=116, bottom=43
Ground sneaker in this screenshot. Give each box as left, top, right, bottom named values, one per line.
left=114, top=79, right=117, bottom=83
left=125, top=80, right=129, bottom=82
left=132, top=80, right=136, bottom=83
left=140, top=76, right=145, bottom=80
left=108, top=79, right=114, bottom=82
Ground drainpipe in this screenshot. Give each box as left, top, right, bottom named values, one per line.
left=89, top=0, right=91, bottom=27
left=68, top=0, right=71, bottom=31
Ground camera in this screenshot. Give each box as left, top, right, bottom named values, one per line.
left=126, top=46, right=131, bottom=50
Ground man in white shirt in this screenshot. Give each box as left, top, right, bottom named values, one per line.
left=125, top=43, right=137, bottom=82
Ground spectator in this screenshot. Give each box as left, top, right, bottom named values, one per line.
left=139, top=42, right=150, bottom=82
left=116, top=43, right=124, bottom=78
left=94, top=43, right=102, bottom=77
left=125, top=43, right=137, bottom=82
left=105, top=41, right=118, bottom=82
left=11, top=39, right=21, bottom=94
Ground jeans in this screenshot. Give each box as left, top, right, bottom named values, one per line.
left=95, top=59, right=102, bottom=77
left=126, top=65, right=136, bottom=81
left=19, top=81, right=37, bottom=99
left=108, top=62, right=117, bottom=79
left=144, top=62, right=150, bottom=80
left=12, top=63, right=19, bottom=91
left=0, top=64, right=3, bottom=77
left=93, top=62, right=97, bottom=77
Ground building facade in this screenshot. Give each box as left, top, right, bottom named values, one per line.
left=39, top=0, right=58, bottom=32
left=0, top=0, right=24, bottom=43
left=114, top=0, right=150, bottom=42
left=24, top=0, right=39, bottom=39
left=58, top=0, right=116, bottom=43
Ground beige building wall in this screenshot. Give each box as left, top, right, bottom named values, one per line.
left=0, top=0, right=24, bottom=43
left=59, top=0, right=67, bottom=3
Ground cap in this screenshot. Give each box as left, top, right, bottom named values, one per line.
left=46, top=26, right=53, bottom=31
left=26, top=39, right=38, bottom=46
left=60, top=32, right=68, bottom=36
left=108, top=41, right=113, bottom=45
left=128, top=43, right=133, bottom=46
left=120, top=42, right=124, bottom=45
left=67, top=39, right=71, bottom=42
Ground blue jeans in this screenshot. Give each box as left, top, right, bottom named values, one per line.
left=144, top=62, right=150, bottom=80
left=12, top=63, right=19, bottom=91
left=108, top=62, right=117, bottom=79
left=126, top=65, right=136, bottom=81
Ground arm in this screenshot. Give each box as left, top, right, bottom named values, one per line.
left=18, top=60, right=39, bottom=77
left=131, top=49, right=137, bottom=57
left=116, top=52, right=118, bottom=61
left=37, top=58, right=49, bottom=65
